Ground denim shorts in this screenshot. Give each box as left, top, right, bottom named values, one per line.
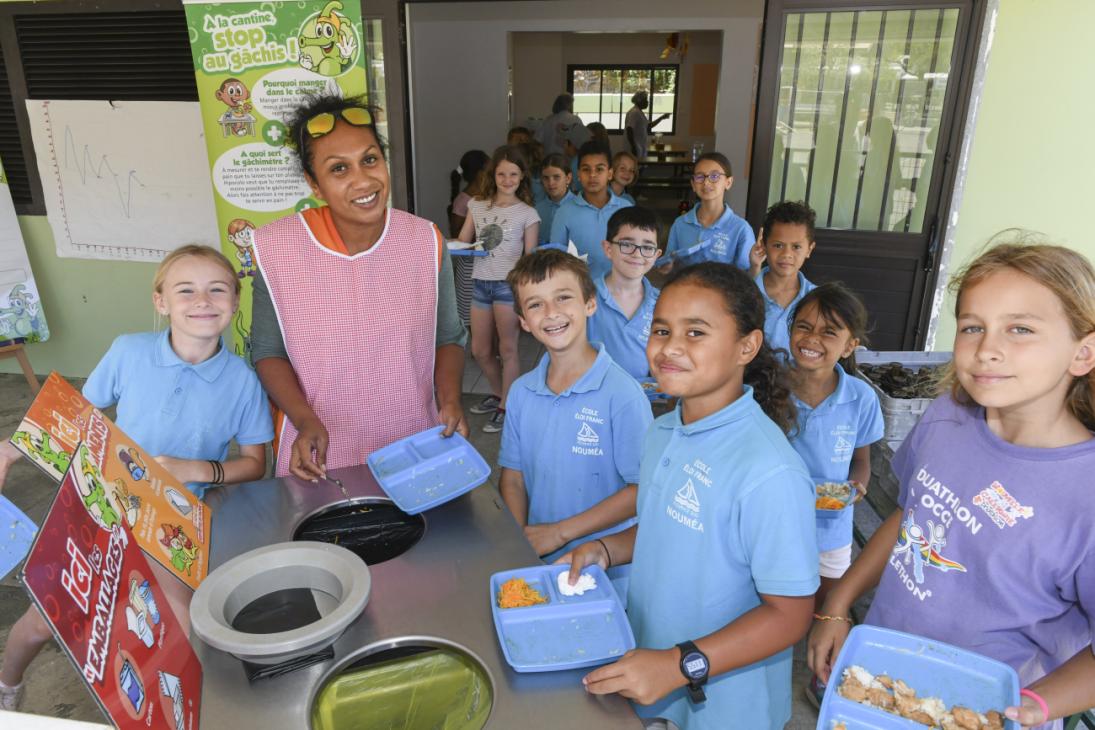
left=471, top=278, right=514, bottom=308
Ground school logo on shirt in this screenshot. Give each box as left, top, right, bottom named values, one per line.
left=571, top=409, right=605, bottom=457
left=831, top=425, right=854, bottom=463
left=972, top=481, right=1034, bottom=529
left=709, top=232, right=729, bottom=257
left=665, top=459, right=711, bottom=533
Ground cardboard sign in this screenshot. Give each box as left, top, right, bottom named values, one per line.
left=10, top=372, right=212, bottom=589
left=23, top=460, right=202, bottom=729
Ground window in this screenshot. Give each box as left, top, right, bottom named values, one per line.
left=0, top=2, right=196, bottom=213
left=567, top=65, right=678, bottom=135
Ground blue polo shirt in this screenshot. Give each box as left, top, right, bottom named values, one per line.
left=534, top=191, right=574, bottom=245
left=498, top=344, right=652, bottom=563
left=627, top=388, right=818, bottom=730
left=754, top=268, right=816, bottom=360
left=548, top=191, right=633, bottom=279
left=790, top=367, right=884, bottom=552
left=83, top=330, right=274, bottom=498
left=587, top=274, right=659, bottom=379
left=666, top=203, right=754, bottom=270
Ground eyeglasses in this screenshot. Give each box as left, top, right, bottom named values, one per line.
left=610, top=240, right=659, bottom=258
left=304, top=107, right=374, bottom=138
left=691, top=171, right=727, bottom=184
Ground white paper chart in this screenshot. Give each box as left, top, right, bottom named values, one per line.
left=28, top=100, right=219, bottom=261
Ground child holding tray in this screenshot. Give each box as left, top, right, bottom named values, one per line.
left=808, top=243, right=1095, bottom=728
left=0, top=245, right=272, bottom=711
left=499, top=248, right=652, bottom=592
left=562, top=263, right=819, bottom=730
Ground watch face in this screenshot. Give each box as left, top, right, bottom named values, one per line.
left=683, top=653, right=707, bottom=679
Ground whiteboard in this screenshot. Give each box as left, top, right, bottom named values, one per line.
left=27, top=100, right=219, bottom=262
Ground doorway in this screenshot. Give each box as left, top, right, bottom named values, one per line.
left=748, top=0, right=984, bottom=349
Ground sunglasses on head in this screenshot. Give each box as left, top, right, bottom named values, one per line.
left=304, top=107, right=374, bottom=138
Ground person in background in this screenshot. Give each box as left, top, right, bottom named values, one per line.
left=457, top=145, right=540, bottom=433
left=537, top=93, right=585, bottom=157
left=610, top=151, right=639, bottom=205
left=808, top=242, right=1095, bottom=728
left=588, top=206, right=661, bottom=379
left=663, top=153, right=759, bottom=274
left=450, top=150, right=490, bottom=325
left=752, top=200, right=817, bottom=359
left=587, top=121, right=612, bottom=155
left=535, top=153, right=574, bottom=245
left=562, top=263, right=817, bottom=730
left=625, top=90, right=670, bottom=160
left=521, top=139, right=546, bottom=204
left=550, top=141, right=633, bottom=278
left=507, top=126, right=533, bottom=146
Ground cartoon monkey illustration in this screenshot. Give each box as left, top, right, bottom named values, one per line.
left=298, top=1, right=357, bottom=77
left=214, top=78, right=255, bottom=137
left=227, top=219, right=257, bottom=278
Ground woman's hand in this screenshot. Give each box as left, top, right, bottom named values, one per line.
left=806, top=615, right=852, bottom=683
left=290, top=416, right=329, bottom=481
left=525, top=522, right=566, bottom=557
left=438, top=399, right=469, bottom=438
left=0, top=441, right=22, bottom=493
left=582, top=648, right=685, bottom=705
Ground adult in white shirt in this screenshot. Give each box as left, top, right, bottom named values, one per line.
left=624, top=91, right=669, bottom=160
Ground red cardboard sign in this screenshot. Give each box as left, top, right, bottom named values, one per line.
left=23, top=455, right=202, bottom=729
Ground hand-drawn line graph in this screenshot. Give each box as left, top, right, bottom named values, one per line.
left=62, top=125, right=145, bottom=219
left=28, top=100, right=219, bottom=262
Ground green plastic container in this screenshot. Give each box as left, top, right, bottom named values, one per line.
left=311, top=648, right=492, bottom=730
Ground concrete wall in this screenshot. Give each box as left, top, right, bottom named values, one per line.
left=511, top=31, right=723, bottom=157
left=406, top=0, right=764, bottom=230
left=929, top=0, right=1095, bottom=350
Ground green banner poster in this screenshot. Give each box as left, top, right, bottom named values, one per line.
left=183, top=0, right=366, bottom=357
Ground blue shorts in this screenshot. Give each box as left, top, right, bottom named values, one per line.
left=471, top=279, right=514, bottom=309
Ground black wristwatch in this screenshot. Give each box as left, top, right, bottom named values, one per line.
left=676, top=640, right=709, bottom=704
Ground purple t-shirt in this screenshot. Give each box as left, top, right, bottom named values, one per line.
left=865, top=395, right=1095, bottom=691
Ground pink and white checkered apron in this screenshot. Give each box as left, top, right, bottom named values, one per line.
left=254, top=209, right=440, bottom=476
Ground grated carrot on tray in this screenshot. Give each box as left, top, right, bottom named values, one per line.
left=816, top=496, right=847, bottom=510
left=497, top=578, right=548, bottom=608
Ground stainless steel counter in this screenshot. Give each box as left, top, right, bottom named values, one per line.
left=196, top=465, right=642, bottom=728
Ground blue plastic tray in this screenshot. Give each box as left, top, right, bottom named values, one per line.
left=818, top=625, right=1020, bottom=730
left=654, top=238, right=713, bottom=268
left=367, top=426, right=491, bottom=515
left=0, top=495, right=38, bottom=581
left=490, top=564, right=635, bottom=673
left=815, top=480, right=856, bottom=520
left=449, top=248, right=489, bottom=257
left=638, top=378, right=671, bottom=402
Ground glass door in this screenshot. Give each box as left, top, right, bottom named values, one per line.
left=749, top=1, right=979, bottom=349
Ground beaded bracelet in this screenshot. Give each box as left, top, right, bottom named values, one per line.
left=594, top=538, right=612, bottom=568
left=812, top=613, right=852, bottom=623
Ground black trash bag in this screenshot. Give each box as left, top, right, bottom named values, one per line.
left=294, top=503, right=425, bottom=565
left=232, top=587, right=335, bottom=682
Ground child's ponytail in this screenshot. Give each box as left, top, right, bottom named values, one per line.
left=664, top=263, right=798, bottom=434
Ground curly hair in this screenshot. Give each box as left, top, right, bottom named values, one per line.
left=763, top=200, right=816, bottom=243
left=664, top=263, right=798, bottom=434
left=285, top=94, right=384, bottom=180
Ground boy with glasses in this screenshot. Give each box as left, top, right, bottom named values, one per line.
left=588, top=207, right=663, bottom=379
left=662, top=153, right=760, bottom=274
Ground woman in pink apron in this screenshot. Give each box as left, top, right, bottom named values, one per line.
left=250, top=95, right=468, bottom=479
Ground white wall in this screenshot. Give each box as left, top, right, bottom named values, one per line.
left=511, top=31, right=723, bottom=158
left=407, top=0, right=764, bottom=230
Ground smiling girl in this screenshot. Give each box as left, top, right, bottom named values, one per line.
left=458, top=145, right=541, bottom=433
